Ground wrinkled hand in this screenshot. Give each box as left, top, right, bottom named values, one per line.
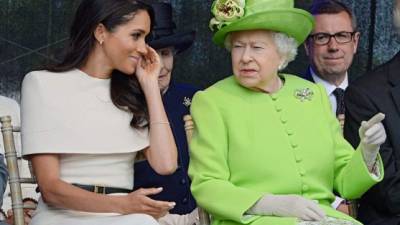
left=336, top=202, right=350, bottom=215
left=122, top=187, right=175, bottom=219
left=135, top=45, right=161, bottom=87
left=358, top=113, right=386, bottom=169
left=247, top=194, right=326, bottom=221
left=158, top=208, right=200, bottom=225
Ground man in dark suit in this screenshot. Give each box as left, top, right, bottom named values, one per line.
left=344, top=1, right=400, bottom=224
left=303, top=0, right=360, bottom=129
left=303, top=0, right=360, bottom=214
left=133, top=2, right=199, bottom=225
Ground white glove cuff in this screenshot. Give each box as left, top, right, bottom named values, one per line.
left=361, top=145, right=379, bottom=170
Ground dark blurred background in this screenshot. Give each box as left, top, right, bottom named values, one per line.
left=1, top=0, right=399, bottom=101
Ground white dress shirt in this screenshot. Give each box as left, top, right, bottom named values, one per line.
left=310, top=68, right=349, bottom=114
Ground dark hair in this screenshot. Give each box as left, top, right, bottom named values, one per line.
left=309, top=0, right=357, bottom=30
left=47, top=0, right=154, bottom=129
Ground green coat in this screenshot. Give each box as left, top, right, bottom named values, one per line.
left=188, top=75, right=383, bottom=225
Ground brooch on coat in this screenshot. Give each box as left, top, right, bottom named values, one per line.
left=294, top=88, right=314, bottom=102
left=183, top=97, right=192, bottom=107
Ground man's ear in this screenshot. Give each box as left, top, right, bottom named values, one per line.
left=352, top=32, right=361, bottom=54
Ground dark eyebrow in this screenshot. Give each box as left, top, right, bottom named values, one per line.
left=132, top=29, right=146, bottom=34
left=312, top=31, right=354, bottom=35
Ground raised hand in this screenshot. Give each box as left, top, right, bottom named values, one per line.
left=358, top=113, right=386, bottom=169
left=135, top=45, right=161, bottom=88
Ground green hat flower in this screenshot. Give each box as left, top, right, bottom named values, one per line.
left=209, top=0, right=315, bottom=47
left=209, top=0, right=245, bottom=31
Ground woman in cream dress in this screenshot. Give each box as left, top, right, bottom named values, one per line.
left=20, top=0, right=177, bottom=224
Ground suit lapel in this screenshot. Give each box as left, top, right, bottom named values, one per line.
left=388, top=52, right=400, bottom=114
left=391, top=87, right=400, bottom=115
left=303, top=66, right=315, bottom=83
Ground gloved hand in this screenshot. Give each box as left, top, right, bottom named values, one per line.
left=358, top=113, right=386, bottom=170
left=247, top=194, right=326, bottom=221
left=158, top=208, right=199, bottom=225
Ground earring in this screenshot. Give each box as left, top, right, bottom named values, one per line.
left=99, top=40, right=104, bottom=45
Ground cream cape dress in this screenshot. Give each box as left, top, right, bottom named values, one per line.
left=21, top=69, right=158, bottom=225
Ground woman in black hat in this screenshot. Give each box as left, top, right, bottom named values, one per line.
left=133, top=2, right=199, bottom=225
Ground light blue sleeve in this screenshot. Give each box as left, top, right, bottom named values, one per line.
left=0, top=154, right=8, bottom=208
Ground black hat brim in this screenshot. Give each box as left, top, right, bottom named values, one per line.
left=148, top=31, right=195, bottom=54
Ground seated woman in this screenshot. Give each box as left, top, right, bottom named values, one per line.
left=20, top=0, right=177, bottom=225
left=188, top=0, right=386, bottom=225
left=133, top=2, right=199, bottom=225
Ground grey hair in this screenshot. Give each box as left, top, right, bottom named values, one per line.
left=272, top=32, right=298, bottom=70
left=224, top=31, right=298, bottom=71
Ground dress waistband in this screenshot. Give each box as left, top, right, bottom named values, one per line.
left=72, top=183, right=132, bottom=194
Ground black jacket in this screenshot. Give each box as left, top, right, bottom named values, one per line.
left=133, top=82, right=199, bottom=214
left=344, top=52, right=400, bottom=225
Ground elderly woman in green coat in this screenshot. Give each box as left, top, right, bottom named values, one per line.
left=188, top=0, right=387, bottom=225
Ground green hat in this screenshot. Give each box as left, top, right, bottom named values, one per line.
left=210, top=0, right=315, bottom=47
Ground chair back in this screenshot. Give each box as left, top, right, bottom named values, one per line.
left=183, top=114, right=211, bottom=225
left=1, top=115, right=36, bottom=225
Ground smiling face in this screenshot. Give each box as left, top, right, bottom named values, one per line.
left=156, top=47, right=174, bottom=92
left=305, top=11, right=359, bottom=81
left=101, top=10, right=151, bottom=75
left=230, top=30, right=283, bottom=92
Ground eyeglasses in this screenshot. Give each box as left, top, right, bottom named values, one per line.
left=308, top=32, right=356, bottom=45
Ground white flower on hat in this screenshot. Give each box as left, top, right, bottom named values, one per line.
left=209, top=0, right=245, bottom=31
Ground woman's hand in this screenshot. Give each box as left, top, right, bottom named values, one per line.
left=120, top=187, right=175, bottom=219
left=247, top=194, right=326, bottom=221
left=31, top=154, right=175, bottom=217
left=135, top=45, right=161, bottom=89
left=358, top=113, right=386, bottom=170
left=158, top=208, right=200, bottom=225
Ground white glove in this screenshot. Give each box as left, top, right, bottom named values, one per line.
left=158, top=208, right=199, bottom=225
left=247, top=194, right=326, bottom=221
left=358, top=113, right=386, bottom=169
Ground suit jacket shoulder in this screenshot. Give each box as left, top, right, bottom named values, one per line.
left=351, top=52, right=400, bottom=91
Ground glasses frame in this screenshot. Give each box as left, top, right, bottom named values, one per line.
left=308, top=31, right=357, bottom=46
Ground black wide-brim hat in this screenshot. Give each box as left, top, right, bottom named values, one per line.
left=147, top=30, right=195, bottom=54
left=147, top=2, right=195, bottom=54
